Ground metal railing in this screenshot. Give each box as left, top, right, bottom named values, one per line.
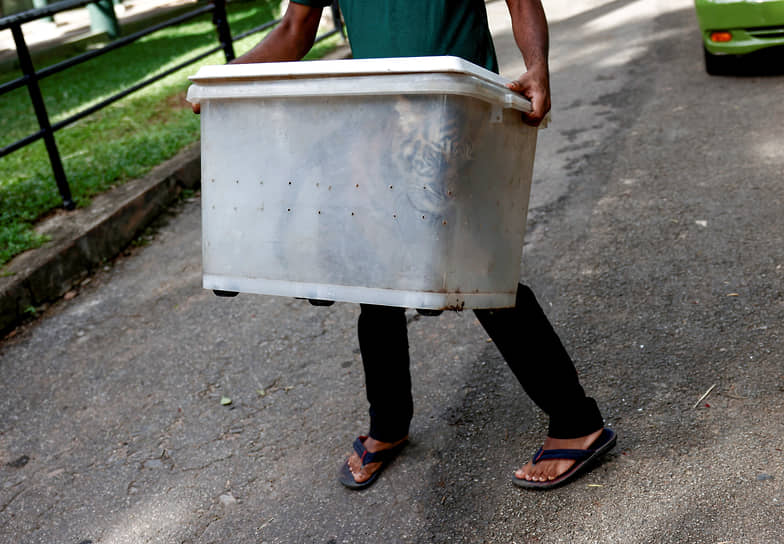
left=0, top=0, right=344, bottom=210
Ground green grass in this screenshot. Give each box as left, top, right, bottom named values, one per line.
left=0, top=0, right=342, bottom=267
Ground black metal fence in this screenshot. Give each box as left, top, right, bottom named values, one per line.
left=0, top=0, right=344, bottom=210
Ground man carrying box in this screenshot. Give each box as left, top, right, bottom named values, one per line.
left=198, top=0, right=616, bottom=490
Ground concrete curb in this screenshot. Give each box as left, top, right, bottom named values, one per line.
left=0, top=43, right=351, bottom=336
left=0, top=142, right=201, bottom=335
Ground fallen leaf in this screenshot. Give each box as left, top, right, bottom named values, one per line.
left=219, top=492, right=238, bottom=506
left=220, top=396, right=232, bottom=406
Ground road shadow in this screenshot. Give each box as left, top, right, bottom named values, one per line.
left=706, top=45, right=784, bottom=77
left=412, top=2, right=784, bottom=542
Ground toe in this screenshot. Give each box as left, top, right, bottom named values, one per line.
left=515, top=462, right=534, bottom=480
left=347, top=453, right=366, bottom=482
left=347, top=452, right=358, bottom=472
left=355, top=461, right=381, bottom=483
left=352, top=468, right=368, bottom=483
left=538, top=465, right=555, bottom=481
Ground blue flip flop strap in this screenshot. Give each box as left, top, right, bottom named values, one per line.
left=352, top=437, right=397, bottom=467
left=532, top=447, right=595, bottom=465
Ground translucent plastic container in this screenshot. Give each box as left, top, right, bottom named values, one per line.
left=187, top=56, right=539, bottom=310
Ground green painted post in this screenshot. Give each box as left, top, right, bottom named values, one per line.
left=87, top=0, right=120, bottom=39
left=31, top=0, right=54, bottom=22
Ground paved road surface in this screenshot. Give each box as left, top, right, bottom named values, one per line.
left=1, top=1, right=783, bottom=542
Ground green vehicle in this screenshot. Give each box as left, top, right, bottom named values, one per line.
left=695, top=0, right=784, bottom=74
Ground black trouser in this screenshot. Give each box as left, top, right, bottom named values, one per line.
left=357, top=283, right=604, bottom=443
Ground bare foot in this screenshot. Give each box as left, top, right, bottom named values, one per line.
left=346, top=436, right=408, bottom=484
left=515, top=428, right=604, bottom=483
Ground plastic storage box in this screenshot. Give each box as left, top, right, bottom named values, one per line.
left=187, top=56, right=539, bottom=310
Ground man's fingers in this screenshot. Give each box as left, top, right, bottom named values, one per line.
left=523, top=94, right=546, bottom=126
left=522, top=111, right=544, bottom=127
left=506, top=80, right=546, bottom=127
left=506, top=79, right=522, bottom=91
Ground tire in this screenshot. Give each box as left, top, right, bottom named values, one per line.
left=213, top=290, right=239, bottom=297
left=704, top=46, right=734, bottom=76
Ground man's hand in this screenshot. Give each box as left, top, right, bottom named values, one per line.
left=506, top=0, right=551, bottom=127
left=192, top=102, right=200, bottom=115
left=506, top=65, right=550, bottom=126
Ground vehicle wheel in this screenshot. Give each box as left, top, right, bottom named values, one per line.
left=213, top=289, right=239, bottom=297
left=308, top=298, right=334, bottom=306
left=704, top=46, right=733, bottom=75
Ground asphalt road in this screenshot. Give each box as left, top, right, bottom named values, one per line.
left=1, top=1, right=783, bottom=542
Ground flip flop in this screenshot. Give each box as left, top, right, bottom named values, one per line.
left=513, top=428, right=617, bottom=490
left=338, top=436, right=407, bottom=490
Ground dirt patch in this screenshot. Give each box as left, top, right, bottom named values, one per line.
left=148, top=89, right=191, bottom=124
left=165, top=89, right=191, bottom=110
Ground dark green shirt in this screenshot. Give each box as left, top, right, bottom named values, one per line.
left=291, top=0, right=498, bottom=72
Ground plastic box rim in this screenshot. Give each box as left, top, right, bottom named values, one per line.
left=189, top=55, right=511, bottom=86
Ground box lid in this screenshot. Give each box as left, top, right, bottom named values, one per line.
left=187, top=56, right=533, bottom=114
left=190, top=56, right=509, bottom=86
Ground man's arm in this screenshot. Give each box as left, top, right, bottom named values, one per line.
left=231, top=2, right=323, bottom=64
left=192, top=3, right=323, bottom=113
left=504, top=0, right=551, bottom=126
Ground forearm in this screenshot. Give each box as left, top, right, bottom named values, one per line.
left=506, top=0, right=549, bottom=75
left=231, top=4, right=322, bottom=64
